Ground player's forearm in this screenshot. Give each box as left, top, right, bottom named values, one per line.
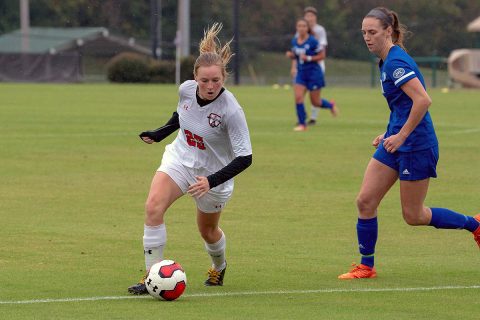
left=399, top=100, right=430, bottom=139
left=139, top=112, right=180, bottom=142
left=207, top=154, right=252, bottom=188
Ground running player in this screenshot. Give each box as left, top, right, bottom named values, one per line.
left=338, top=7, right=480, bottom=279
left=286, top=18, right=335, bottom=132
left=302, top=6, right=338, bottom=125
left=128, top=23, right=252, bottom=294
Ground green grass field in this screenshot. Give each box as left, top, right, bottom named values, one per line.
left=0, top=83, right=479, bottom=319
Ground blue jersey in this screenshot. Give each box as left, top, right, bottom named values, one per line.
left=379, top=45, right=438, bottom=152
left=290, top=35, right=322, bottom=73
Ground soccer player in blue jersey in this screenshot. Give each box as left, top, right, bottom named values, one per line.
left=286, top=18, right=336, bottom=131
left=339, top=6, right=480, bottom=279
left=303, top=6, right=338, bottom=125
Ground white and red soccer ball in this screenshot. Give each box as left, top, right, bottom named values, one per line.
left=146, top=260, right=187, bottom=301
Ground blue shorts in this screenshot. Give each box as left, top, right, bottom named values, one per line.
left=295, top=68, right=325, bottom=91
left=373, top=143, right=439, bottom=181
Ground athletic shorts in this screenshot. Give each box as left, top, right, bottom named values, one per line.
left=373, top=143, right=439, bottom=181
left=295, top=68, right=325, bottom=91
left=158, top=148, right=233, bottom=213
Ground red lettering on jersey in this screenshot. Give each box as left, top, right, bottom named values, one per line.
left=184, top=129, right=206, bottom=150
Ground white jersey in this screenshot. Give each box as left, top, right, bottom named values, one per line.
left=166, top=80, right=252, bottom=177
left=312, top=24, right=327, bottom=71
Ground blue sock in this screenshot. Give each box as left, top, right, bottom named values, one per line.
left=320, top=99, right=333, bottom=109
left=429, top=207, right=479, bottom=232
left=357, top=217, right=378, bottom=268
left=295, top=103, right=306, bottom=125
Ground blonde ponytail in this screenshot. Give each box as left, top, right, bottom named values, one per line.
left=194, top=23, right=234, bottom=79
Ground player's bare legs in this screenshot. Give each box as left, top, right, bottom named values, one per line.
left=145, top=172, right=184, bottom=226
left=399, top=179, right=431, bottom=226
left=339, top=159, right=397, bottom=279
left=197, top=209, right=227, bottom=285
left=356, top=158, right=398, bottom=219
left=128, top=172, right=183, bottom=294
left=293, top=84, right=308, bottom=131
left=308, top=89, right=338, bottom=125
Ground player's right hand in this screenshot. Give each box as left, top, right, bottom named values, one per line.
left=140, top=136, right=155, bottom=144
left=372, top=133, right=385, bottom=148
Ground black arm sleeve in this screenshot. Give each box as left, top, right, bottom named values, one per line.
left=207, top=154, right=252, bottom=189
left=139, top=112, right=180, bottom=142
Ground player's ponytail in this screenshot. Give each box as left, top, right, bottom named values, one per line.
left=194, top=23, right=234, bottom=79
left=389, top=10, right=407, bottom=50
left=366, top=7, right=408, bottom=50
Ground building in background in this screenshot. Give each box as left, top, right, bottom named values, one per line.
left=0, top=27, right=150, bottom=82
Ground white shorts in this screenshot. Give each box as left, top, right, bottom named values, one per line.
left=158, top=148, right=233, bottom=213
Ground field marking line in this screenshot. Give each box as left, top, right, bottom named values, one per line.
left=1, top=285, right=479, bottom=305
left=449, top=128, right=480, bottom=135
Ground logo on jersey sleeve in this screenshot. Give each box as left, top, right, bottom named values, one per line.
left=393, top=68, right=405, bottom=79
left=207, top=113, right=222, bottom=128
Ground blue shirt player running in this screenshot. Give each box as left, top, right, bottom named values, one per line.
left=286, top=18, right=335, bottom=131
left=339, top=6, right=480, bottom=279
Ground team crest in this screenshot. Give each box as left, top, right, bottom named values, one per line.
left=393, top=68, right=405, bottom=79
left=207, top=113, right=222, bottom=128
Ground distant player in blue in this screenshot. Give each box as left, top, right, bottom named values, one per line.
left=339, top=6, right=480, bottom=279
left=286, top=18, right=336, bottom=131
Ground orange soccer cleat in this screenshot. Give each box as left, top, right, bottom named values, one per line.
left=330, top=100, right=339, bottom=117
left=472, top=214, right=480, bottom=248
left=293, top=124, right=307, bottom=132
left=338, top=263, right=377, bottom=280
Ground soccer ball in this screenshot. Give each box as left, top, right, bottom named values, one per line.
left=146, top=260, right=187, bottom=301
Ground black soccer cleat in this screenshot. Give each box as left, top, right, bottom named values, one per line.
left=127, top=274, right=149, bottom=295
left=204, top=264, right=227, bottom=286
left=307, top=119, right=317, bottom=125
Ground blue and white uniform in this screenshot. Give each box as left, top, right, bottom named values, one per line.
left=290, top=35, right=325, bottom=90
left=374, top=45, right=439, bottom=180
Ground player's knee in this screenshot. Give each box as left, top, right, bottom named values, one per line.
left=310, top=97, right=321, bottom=107
left=198, top=225, right=218, bottom=243
left=145, top=196, right=167, bottom=219
left=402, top=208, right=428, bottom=226
left=356, top=194, right=375, bottom=215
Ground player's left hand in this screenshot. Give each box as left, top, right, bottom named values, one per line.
left=383, top=133, right=406, bottom=153
left=187, top=176, right=210, bottom=198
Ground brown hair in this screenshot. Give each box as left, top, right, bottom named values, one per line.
left=297, top=18, right=312, bottom=35
left=194, top=23, right=234, bottom=79
left=365, top=7, right=408, bottom=50
left=304, top=6, right=317, bottom=16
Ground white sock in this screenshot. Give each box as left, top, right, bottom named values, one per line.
left=205, top=231, right=226, bottom=271
left=143, top=224, right=166, bottom=271
left=310, top=106, right=319, bottom=120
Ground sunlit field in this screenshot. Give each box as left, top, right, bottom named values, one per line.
left=0, top=83, right=478, bottom=319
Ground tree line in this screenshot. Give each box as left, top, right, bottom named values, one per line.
left=1, top=0, right=479, bottom=60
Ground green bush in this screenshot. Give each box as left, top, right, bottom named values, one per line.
left=106, top=53, right=197, bottom=83
left=149, top=60, right=175, bottom=83
left=180, top=55, right=196, bottom=82
left=106, top=52, right=151, bottom=83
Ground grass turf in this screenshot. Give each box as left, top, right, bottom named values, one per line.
left=0, top=83, right=478, bottom=319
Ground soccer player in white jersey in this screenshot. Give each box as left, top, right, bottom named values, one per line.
left=302, top=6, right=338, bottom=125
left=128, top=23, right=252, bottom=294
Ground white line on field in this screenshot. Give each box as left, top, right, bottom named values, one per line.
left=449, top=128, right=480, bottom=135
left=1, top=285, right=479, bottom=305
